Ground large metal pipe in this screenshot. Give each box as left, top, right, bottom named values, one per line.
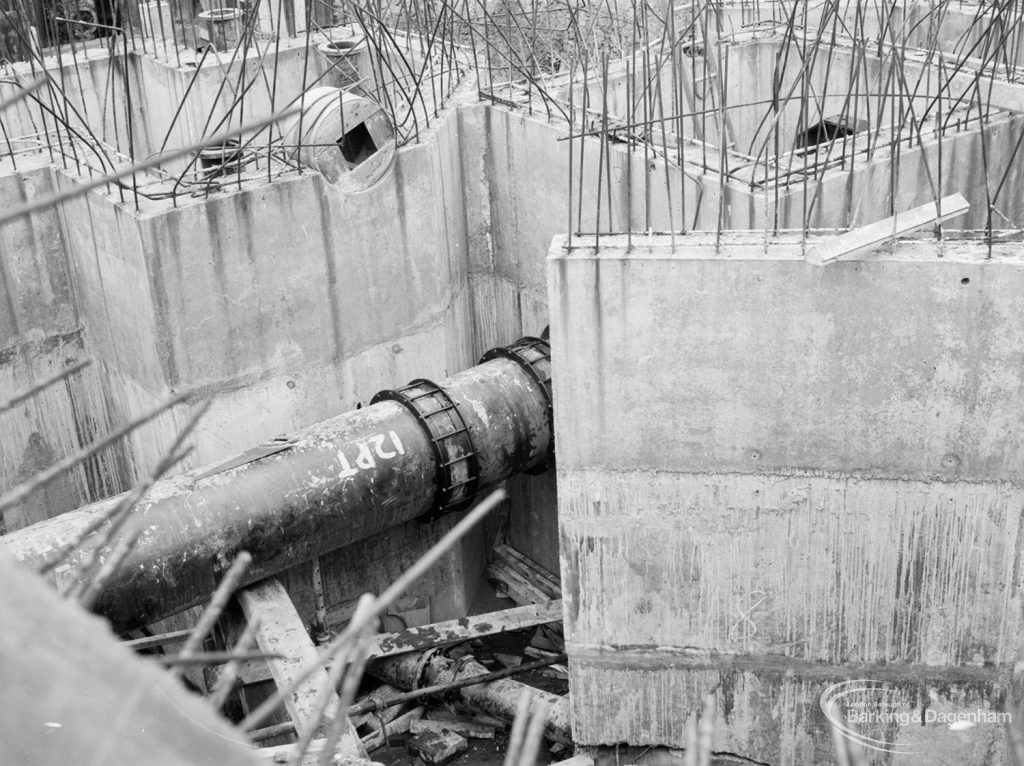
left=2, top=337, right=553, bottom=632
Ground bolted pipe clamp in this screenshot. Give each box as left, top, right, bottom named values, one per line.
left=371, top=379, right=480, bottom=519
left=480, top=336, right=554, bottom=474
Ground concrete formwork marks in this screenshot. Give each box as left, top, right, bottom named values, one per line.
left=549, top=234, right=1024, bottom=759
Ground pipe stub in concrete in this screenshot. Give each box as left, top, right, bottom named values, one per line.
left=317, top=37, right=363, bottom=56
left=198, top=8, right=242, bottom=51
left=200, top=8, right=241, bottom=20
left=197, top=137, right=245, bottom=177
left=281, top=87, right=396, bottom=191
left=316, top=37, right=364, bottom=89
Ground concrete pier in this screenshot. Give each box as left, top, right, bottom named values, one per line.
left=549, top=232, right=1024, bottom=763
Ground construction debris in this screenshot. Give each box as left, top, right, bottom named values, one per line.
left=255, top=736, right=387, bottom=765
left=529, top=626, right=565, bottom=653
left=523, top=646, right=560, bottom=660
left=539, top=664, right=569, bottom=681
left=430, top=709, right=507, bottom=731
left=351, top=684, right=408, bottom=730
left=504, top=690, right=551, bottom=766
left=351, top=654, right=567, bottom=718
left=411, top=716, right=498, bottom=739
left=408, top=727, right=470, bottom=765
left=370, top=599, right=563, bottom=659
left=550, top=756, right=595, bottom=766
left=487, top=543, right=561, bottom=605
left=238, top=578, right=366, bottom=761
left=805, top=193, right=971, bottom=266
left=370, top=650, right=572, bottom=743
left=360, top=706, right=425, bottom=753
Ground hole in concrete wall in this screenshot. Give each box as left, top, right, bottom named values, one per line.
left=283, top=89, right=396, bottom=187
left=337, top=121, right=377, bottom=169
left=961, top=277, right=971, bottom=284
left=197, top=137, right=246, bottom=178
left=794, top=117, right=857, bottom=150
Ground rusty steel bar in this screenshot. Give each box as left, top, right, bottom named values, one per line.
left=369, top=651, right=572, bottom=744
left=2, top=338, right=553, bottom=632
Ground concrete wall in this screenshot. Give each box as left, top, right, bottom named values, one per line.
left=479, top=102, right=723, bottom=264
left=0, top=156, right=137, bottom=532
left=0, top=36, right=362, bottom=174
left=722, top=38, right=1024, bottom=231
left=0, top=159, right=75, bottom=346
left=10, top=36, right=1023, bottom=601
left=713, top=0, right=1024, bottom=70
left=560, top=37, right=1024, bottom=231
left=132, top=43, right=336, bottom=174
left=0, top=49, right=142, bottom=161
left=47, top=96, right=477, bottom=460
left=0, top=74, right=706, bottom=620
left=549, top=232, right=1024, bottom=763
left=0, top=94, right=554, bottom=623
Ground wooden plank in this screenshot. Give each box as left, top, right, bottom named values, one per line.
left=492, top=543, right=561, bottom=597
left=805, top=193, right=970, bottom=266
left=255, top=737, right=331, bottom=764
left=428, top=709, right=507, bottom=730
left=369, top=599, right=563, bottom=659
left=124, top=628, right=192, bottom=651
left=411, top=717, right=496, bottom=739
left=360, top=706, right=425, bottom=752
left=216, top=599, right=564, bottom=683
left=205, top=656, right=273, bottom=688
left=237, top=579, right=366, bottom=762
left=487, top=560, right=550, bottom=605
left=523, top=646, right=561, bottom=660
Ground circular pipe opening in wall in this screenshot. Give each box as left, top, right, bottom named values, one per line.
left=196, top=137, right=247, bottom=178
left=280, top=87, right=396, bottom=191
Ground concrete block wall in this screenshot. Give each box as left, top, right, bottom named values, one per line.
left=549, top=232, right=1024, bottom=763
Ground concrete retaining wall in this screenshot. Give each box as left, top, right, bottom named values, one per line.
left=713, top=1, right=1024, bottom=70
left=549, top=232, right=1024, bottom=763
left=0, top=160, right=75, bottom=347
left=0, top=95, right=555, bottom=621
left=0, top=158, right=137, bottom=531
left=563, top=37, right=1024, bottom=231
left=0, top=50, right=142, bottom=160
